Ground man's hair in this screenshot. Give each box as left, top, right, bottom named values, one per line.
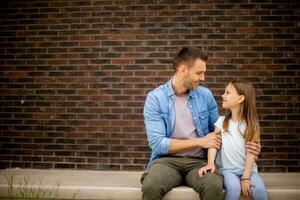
left=173, top=47, right=208, bottom=72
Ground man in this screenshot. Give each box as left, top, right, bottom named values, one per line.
left=141, top=47, right=260, bottom=200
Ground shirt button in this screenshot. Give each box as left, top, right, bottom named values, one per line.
left=193, top=117, right=196, bottom=119
left=201, top=116, right=204, bottom=119
left=190, top=105, right=192, bottom=108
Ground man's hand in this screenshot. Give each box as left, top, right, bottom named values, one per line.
left=246, top=140, right=261, bottom=160
left=168, top=129, right=221, bottom=154
left=198, top=130, right=221, bottom=149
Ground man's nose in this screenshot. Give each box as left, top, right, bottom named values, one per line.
left=200, top=74, right=205, bottom=81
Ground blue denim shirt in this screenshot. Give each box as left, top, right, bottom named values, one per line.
left=143, top=79, right=219, bottom=169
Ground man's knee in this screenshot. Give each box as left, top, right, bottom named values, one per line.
left=142, top=177, right=160, bottom=193
left=142, top=181, right=160, bottom=195
left=194, top=173, right=223, bottom=199
left=204, top=173, right=223, bottom=190
left=141, top=175, right=164, bottom=200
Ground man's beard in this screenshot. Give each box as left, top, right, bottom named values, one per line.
left=183, top=81, right=198, bottom=91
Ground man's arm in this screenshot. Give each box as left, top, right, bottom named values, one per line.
left=144, top=89, right=222, bottom=156
left=246, top=139, right=261, bottom=160
left=168, top=131, right=221, bottom=154
left=143, top=93, right=171, bottom=156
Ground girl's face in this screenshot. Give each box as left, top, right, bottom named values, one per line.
left=222, top=83, right=244, bottom=109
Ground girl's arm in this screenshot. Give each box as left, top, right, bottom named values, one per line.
left=207, top=148, right=217, bottom=166
left=198, top=128, right=220, bottom=177
left=243, top=133, right=260, bottom=179
left=242, top=149, right=255, bottom=180
left=207, top=128, right=221, bottom=165
left=241, top=144, right=256, bottom=198
left=198, top=148, right=217, bottom=177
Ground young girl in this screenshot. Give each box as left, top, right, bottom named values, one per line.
left=198, top=80, right=268, bottom=200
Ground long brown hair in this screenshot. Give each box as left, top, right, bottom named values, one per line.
left=223, top=79, right=260, bottom=142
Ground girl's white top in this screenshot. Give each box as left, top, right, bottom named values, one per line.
left=215, top=116, right=258, bottom=174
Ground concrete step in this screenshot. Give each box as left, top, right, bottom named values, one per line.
left=0, top=169, right=299, bottom=200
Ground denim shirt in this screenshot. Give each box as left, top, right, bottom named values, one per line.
left=143, top=79, right=219, bottom=169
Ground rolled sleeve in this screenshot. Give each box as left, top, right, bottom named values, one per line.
left=144, top=93, right=171, bottom=156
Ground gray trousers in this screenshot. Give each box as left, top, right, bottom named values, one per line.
left=141, top=157, right=224, bottom=200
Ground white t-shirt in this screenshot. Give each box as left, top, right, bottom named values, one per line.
left=215, top=116, right=258, bottom=174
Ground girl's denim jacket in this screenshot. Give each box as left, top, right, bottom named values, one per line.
left=143, top=79, right=219, bottom=169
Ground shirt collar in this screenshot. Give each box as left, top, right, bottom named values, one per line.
left=166, top=79, right=175, bottom=97
left=166, top=78, right=196, bottom=98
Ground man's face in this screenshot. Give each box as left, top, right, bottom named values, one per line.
left=182, top=59, right=206, bottom=90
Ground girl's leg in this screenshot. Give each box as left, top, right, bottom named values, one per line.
left=250, top=172, right=268, bottom=200
left=223, top=171, right=241, bottom=200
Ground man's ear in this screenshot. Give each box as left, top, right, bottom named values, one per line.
left=238, top=95, right=245, bottom=104
left=178, top=64, right=188, bottom=75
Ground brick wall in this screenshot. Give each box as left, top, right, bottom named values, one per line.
left=0, top=0, right=299, bottom=172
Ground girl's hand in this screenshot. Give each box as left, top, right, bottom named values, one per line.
left=198, top=163, right=216, bottom=177
left=241, top=178, right=253, bottom=199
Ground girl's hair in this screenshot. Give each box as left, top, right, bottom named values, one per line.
left=223, top=79, right=260, bottom=142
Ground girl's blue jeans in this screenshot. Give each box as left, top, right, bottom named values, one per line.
left=223, top=171, right=268, bottom=200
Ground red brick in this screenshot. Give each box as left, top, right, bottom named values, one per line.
left=0, top=0, right=298, bottom=172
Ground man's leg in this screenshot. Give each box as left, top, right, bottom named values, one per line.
left=185, top=160, right=223, bottom=200
left=141, top=158, right=183, bottom=200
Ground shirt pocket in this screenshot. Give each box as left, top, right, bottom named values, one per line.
left=198, top=110, right=209, bottom=134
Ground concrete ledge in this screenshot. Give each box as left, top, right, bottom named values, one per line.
left=0, top=169, right=299, bottom=200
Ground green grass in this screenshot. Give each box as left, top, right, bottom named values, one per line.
left=2, top=169, right=78, bottom=200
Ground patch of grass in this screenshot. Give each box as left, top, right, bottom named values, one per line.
left=2, top=169, right=78, bottom=200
